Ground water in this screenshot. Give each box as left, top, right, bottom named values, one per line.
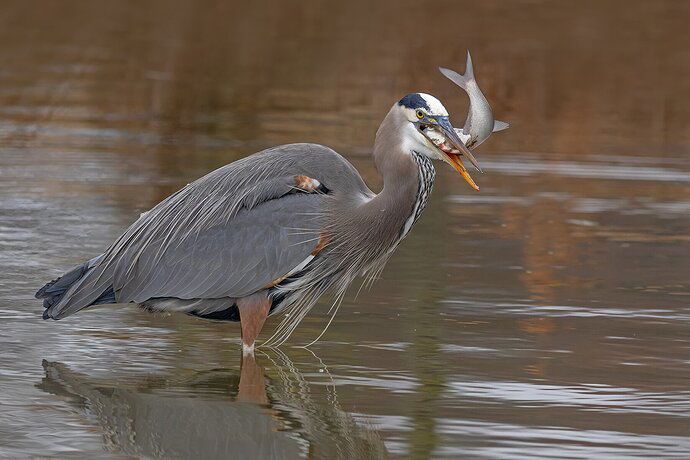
left=1, top=0, right=689, bottom=458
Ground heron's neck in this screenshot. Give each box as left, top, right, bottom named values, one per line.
left=399, top=151, right=435, bottom=240
left=363, top=140, right=435, bottom=248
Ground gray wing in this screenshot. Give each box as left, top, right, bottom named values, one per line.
left=47, top=143, right=369, bottom=319
left=115, top=192, right=323, bottom=302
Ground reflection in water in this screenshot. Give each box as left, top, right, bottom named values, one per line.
left=37, top=352, right=387, bottom=459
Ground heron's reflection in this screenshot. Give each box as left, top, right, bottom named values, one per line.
left=37, top=351, right=387, bottom=459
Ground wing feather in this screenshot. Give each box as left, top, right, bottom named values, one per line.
left=116, top=192, right=324, bottom=303
left=46, top=143, right=369, bottom=319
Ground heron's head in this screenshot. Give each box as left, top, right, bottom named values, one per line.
left=396, top=92, right=481, bottom=191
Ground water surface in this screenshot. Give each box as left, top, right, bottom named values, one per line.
left=1, top=1, right=689, bottom=458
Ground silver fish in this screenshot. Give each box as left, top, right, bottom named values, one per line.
left=440, top=50, right=509, bottom=150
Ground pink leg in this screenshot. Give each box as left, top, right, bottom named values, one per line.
left=236, top=293, right=271, bottom=355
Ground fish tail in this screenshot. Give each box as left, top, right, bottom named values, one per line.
left=464, top=49, right=474, bottom=81
left=439, top=49, right=475, bottom=89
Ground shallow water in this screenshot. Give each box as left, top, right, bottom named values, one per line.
left=1, top=0, right=689, bottom=458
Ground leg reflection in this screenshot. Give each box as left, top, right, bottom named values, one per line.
left=238, top=351, right=268, bottom=405
left=36, top=359, right=301, bottom=459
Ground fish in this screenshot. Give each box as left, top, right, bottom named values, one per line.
left=439, top=50, right=509, bottom=151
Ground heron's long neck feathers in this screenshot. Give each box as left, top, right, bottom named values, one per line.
left=325, top=107, right=435, bottom=278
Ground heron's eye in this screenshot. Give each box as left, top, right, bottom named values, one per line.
left=415, top=110, right=424, bottom=119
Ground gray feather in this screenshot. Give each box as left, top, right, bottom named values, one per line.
left=116, top=193, right=323, bottom=302
left=44, top=143, right=371, bottom=320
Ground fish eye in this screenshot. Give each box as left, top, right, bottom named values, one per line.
left=415, top=110, right=424, bottom=119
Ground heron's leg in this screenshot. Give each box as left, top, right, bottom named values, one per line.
left=237, top=293, right=271, bottom=355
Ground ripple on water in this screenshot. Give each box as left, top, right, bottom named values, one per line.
left=1, top=1, right=689, bottom=457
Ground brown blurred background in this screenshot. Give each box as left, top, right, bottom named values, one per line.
left=1, top=0, right=688, bottom=163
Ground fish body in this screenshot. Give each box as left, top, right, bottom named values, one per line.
left=440, top=51, right=509, bottom=149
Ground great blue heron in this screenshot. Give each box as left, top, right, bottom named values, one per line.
left=36, top=91, right=494, bottom=354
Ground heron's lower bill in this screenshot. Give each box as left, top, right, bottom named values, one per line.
left=443, top=152, right=480, bottom=191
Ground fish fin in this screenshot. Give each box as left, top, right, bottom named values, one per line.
left=439, top=50, right=476, bottom=89
left=439, top=67, right=467, bottom=89
left=493, top=120, right=510, bottom=132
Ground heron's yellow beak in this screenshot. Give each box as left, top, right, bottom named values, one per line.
left=443, top=153, right=479, bottom=191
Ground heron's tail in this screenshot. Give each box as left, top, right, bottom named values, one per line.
left=36, top=254, right=116, bottom=320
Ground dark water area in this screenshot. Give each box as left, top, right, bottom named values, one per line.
left=1, top=0, right=689, bottom=458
